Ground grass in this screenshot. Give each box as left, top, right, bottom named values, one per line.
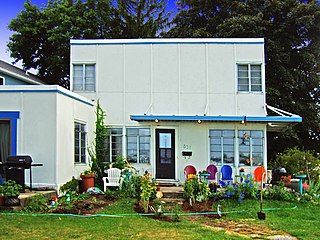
left=0, top=198, right=319, bottom=239
left=220, top=199, right=320, bottom=240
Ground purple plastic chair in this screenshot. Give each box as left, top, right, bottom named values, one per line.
left=221, top=165, right=233, bottom=181
left=206, top=164, right=218, bottom=181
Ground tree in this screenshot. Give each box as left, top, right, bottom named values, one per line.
left=7, top=0, right=171, bottom=86
left=168, top=0, right=320, bottom=158
left=8, top=0, right=115, bottom=87
left=115, top=0, right=170, bottom=38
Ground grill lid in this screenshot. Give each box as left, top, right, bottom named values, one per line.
left=6, top=155, right=33, bottom=169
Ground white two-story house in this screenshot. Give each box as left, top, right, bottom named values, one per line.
left=70, top=38, right=301, bottom=182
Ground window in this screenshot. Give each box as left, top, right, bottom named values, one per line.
left=126, top=128, right=150, bottom=163
left=238, top=130, right=263, bottom=166
left=106, top=128, right=123, bottom=162
left=209, top=130, right=235, bottom=165
left=0, top=76, right=4, bottom=85
left=73, top=64, right=95, bottom=91
left=74, top=122, right=86, bottom=163
left=237, top=64, right=262, bottom=92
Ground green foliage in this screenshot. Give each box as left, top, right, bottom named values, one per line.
left=263, top=183, right=297, bottom=202
left=274, top=147, right=320, bottom=182
left=211, top=175, right=259, bottom=203
left=183, top=174, right=210, bottom=206
left=23, top=194, right=49, bottom=213
left=122, top=174, right=142, bottom=198
left=139, top=173, right=158, bottom=212
left=112, top=156, right=127, bottom=170
left=171, top=204, right=182, bottom=222
left=8, top=0, right=116, bottom=86
left=59, top=177, right=79, bottom=195
left=116, top=0, right=170, bottom=38
left=89, top=101, right=108, bottom=188
left=8, top=0, right=170, bottom=86
left=1, top=180, right=22, bottom=197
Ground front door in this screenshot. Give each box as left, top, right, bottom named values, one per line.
left=156, top=129, right=175, bottom=179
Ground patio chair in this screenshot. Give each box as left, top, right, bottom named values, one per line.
left=102, top=168, right=122, bottom=192
left=206, top=164, right=218, bottom=182
left=253, top=166, right=266, bottom=183
left=184, top=165, right=197, bottom=178
left=221, top=165, right=233, bottom=181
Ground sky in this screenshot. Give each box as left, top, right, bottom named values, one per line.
left=0, top=0, right=48, bottom=67
left=0, top=0, right=177, bottom=69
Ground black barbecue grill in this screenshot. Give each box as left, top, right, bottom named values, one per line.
left=5, top=155, right=43, bottom=192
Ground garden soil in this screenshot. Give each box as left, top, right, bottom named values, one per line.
left=50, top=196, right=298, bottom=239
left=51, top=195, right=115, bottom=215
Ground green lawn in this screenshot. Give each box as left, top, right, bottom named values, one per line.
left=0, top=198, right=319, bottom=240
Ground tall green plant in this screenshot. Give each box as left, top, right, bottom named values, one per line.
left=275, top=147, right=320, bottom=182
left=90, top=101, right=108, bottom=186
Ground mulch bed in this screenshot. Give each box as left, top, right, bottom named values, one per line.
left=51, top=194, right=116, bottom=215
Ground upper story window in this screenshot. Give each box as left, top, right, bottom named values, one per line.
left=209, top=130, right=235, bottom=166
left=73, top=64, right=95, bottom=91
left=74, top=122, right=87, bottom=163
left=237, top=64, right=262, bottom=92
left=0, top=76, right=4, bottom=85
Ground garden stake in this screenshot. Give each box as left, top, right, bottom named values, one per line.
left=257, top=172, right=266, bottom=220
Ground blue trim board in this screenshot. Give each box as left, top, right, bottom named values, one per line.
left=0, top=111, right=20, bottom=156
left=130, top=115, right=302, bottom=123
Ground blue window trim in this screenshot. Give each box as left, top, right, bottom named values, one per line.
left=0, top=111, right=20, bottom=156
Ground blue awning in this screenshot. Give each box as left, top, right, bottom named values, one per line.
left=130, top=114, right=302, bottom=132
left=130, top=115, right=302, bottom=123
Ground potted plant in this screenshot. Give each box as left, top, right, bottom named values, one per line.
left=239, top=167, right=245, bottom=176
left=2, top=180, right=23, bottom=206
left=80, top=168, right=95, bottom=192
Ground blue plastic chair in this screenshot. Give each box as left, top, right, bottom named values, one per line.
left=0, top=175, right=4, bottom=185
left=221, top=165, right=233, bottom=181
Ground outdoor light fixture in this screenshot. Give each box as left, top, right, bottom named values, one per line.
left=241, top=116, right=247, bottom=124
left=155, top=119, right=159, bottom=123
left=197, top=120, right=202, bottom=124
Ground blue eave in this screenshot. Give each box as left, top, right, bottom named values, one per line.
left=130, top=115, right=302, bottom=123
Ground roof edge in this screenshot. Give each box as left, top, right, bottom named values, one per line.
left=71, top=38, right=265, bottom=45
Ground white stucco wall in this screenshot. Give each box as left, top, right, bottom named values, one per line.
left=71, top=38, right=266, bottom=125
left=0, top=86, right=94, bottom=189
left=70, top=39, right=267, bottom=181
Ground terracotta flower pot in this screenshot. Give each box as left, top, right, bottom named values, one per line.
left=0, top=196, right=5, bottom=206
left=80, top=174, right=95, bottom=192
left=5, top=196, right=20, bottom=206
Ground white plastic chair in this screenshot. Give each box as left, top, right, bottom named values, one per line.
left=102, top=168, right=122, bottom=191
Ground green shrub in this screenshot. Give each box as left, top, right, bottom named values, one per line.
left=183, top=174, right=210, bottom=205
left=2, top=180, right=22, bottom=197
left=23, top=194, right=49, bottom=212
left=139, top=173, right=157, bottom=212
left=275, top=147, right=320, bottom=182
left=263, top=183, right=297, bottom=202
left=59, top=177, right=79, bottom=195
left=211, top=175, right=259, bottom=203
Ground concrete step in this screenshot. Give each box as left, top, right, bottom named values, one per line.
left=161, top=197, right=185, bottom=206
left=159, top=186, right=183, bottom=196
left=158, top=186, right=184, bottom=199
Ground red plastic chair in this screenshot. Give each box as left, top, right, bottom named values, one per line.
left=206, top=164, right=218, bottom=181
left=184, top=165, right=197, bottom=178
left=254, top=166, right=266, bottom=183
